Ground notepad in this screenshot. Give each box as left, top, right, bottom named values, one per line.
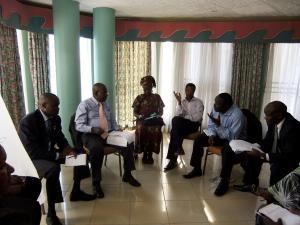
left=65, top=154, right=87, bottom=167
left=106, top=130, right=135, bottom=147
left=258, top=203, right=300, bottom=225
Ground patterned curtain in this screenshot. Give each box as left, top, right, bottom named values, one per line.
left=115, top=41, right=151, bottom=127
left=0, top=23, right=25, bottom=128
left=28, top=32, right=50, bottom=108
left=231, top=42, right=269, bottom=117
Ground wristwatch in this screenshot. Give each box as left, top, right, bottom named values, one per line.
left=260, top=154, right=266, bottom=160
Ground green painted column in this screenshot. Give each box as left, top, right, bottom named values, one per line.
left=20, top=30, right=35, bottom=113
left=53, top=0, right=81, bottom=141
left=93, top=7, right=115, bottom=112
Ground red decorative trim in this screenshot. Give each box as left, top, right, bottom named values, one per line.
left=0, top=0, right=53, bottom=29
left=116, top=20, right=300, bottom=40
left=1, top=0, right=300, bottom=41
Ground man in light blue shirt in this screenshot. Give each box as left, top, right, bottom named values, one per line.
left=183, top=93, right=246, bottom=179
left=75, top=83, right=140, bottom=198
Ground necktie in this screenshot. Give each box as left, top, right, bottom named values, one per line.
left=45, top=119, right=53, bottom=151
left=271, top=126, right=278, bottom=153
left=99, top=103, right=109, bottom=139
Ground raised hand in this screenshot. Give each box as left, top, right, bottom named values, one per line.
left=173, top=91, right=182, bottom=103
left=207, top=113, right=221, bottom=126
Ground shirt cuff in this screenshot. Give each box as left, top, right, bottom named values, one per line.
left=265, top=153, right=270, bottom=161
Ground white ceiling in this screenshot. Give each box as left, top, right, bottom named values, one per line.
left=25, top=0, right=300, bottom=19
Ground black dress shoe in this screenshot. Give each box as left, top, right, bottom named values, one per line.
left=164, top=160, right=178, bottom=171
left=70, top=190, right=96, bottom=202
left=93, top=184, right=104, bottom=198
left=183, top=168, right=202, bottom=179
left=214, top=179, right=229, bottom=196
left=233, top=184, right=257, bottom=192
left=46, top=215, right=63, bottom=225
left=122, top=174, right=141, bottom=187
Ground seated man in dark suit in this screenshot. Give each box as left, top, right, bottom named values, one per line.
left=183, top=93, right=247, bottom=179
left=75, top=83, right=140, bottom=198
left=0, top=144, right=41, bottom=225
left=246, top=101, right=300, bottom=186
left=19, top=93, right=95, bottom=225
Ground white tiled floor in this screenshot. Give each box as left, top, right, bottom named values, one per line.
left=40, top=134, right=270, bottom=225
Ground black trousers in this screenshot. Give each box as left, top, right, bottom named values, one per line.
left=33, top=159, right=63, bottom=204
left=270, top=162, right=298, bottom=186
left=81, top=133, right=136, bottom=183
left=220, top=145, right=262, bottom=185
left=0, top=176, right=41, bottom=225
left=190, top=133, right=228, bottom=169
left=166, top=116, right=200, bottom=160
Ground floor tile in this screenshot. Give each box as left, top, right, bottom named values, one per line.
left=130, top=201, right=168, bottom=224
left=166, top=200, right=209, bottom=223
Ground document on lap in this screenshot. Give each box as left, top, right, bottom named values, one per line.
left=65, top=154, right=87, bottom=166
left=106, top=130, right=135, bottom=147
left=229, top=140, right=264, bottom=154
left=258, top=203, right=300, bottom=225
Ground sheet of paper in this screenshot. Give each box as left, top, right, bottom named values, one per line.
left=259, top=203, right=300, bottom=225
left=65, top=154, right=87, bottom=167
left=229, top=139, right=264, bottom=153
left=106, top=130, right=135, bottom=147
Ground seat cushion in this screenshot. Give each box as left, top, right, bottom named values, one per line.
left=184, top=131, right=202, bottom=140
left=103, top=146, right=118, bottom=155
left=207, top=146, right=222, bottom=155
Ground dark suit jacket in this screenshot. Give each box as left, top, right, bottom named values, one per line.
left=260, top=113, right=300, bottom=166
left=19, top=110, right=69, bottom=161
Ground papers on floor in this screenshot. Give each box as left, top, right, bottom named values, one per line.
left=229, top=140, right=264, bottom=154
left=258, top=203, right=300, bottom=225
left=106, top=130, right=135, bottom=147
left=65, top=154, right=87, bottom=166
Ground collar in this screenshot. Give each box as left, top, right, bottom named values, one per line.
left=91, top=97, right=106, bottom=107
left=39, top=109, right=49, bottom=122
left=184, top=97, right=195, bottom=102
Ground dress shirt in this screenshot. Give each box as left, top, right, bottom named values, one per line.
left=75, top=97, right=118, bottom=133
left=266, top=118, right=285, bottom=161
left=207, top=104, right=246, bottom=141
left=175, top=97, right=204, bottom=123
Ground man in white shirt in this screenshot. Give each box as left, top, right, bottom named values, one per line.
left=164, top=83, right=204, bottom=171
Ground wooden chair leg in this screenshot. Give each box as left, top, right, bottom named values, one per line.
left=118, top=153, right=122, bottom=177
left=160, top=134, right=164, bottom=165
left=41, top=203, right=46, bottom=215
left=104, top=155, right=108, bottom=166
left=202, top=147, right=209, bottom=175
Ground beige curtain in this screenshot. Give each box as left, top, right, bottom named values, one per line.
left=28, top=32, right=50, bottom=108
left=231, top=42, right=269, bottom=117
left=115, top=41, right=151, bottom=127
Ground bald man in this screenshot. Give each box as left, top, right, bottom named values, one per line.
left=245, top=101, right=300, bottom=186
left=19, top=93, right=95, bottom=225
left=75, top=83, right=140, bottom=199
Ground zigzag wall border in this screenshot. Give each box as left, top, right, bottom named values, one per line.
left=1, top=0, right=300, bottom=42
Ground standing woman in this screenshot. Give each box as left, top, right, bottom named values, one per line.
left=132, top=76, right=165, bottom=164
